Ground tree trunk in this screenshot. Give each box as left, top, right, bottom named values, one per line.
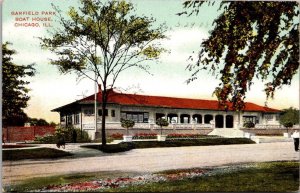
left=101, top=89, right=107, bottom=146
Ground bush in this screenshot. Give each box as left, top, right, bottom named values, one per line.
left=243, top=121, right=255, bottom=128
left=34, top=125, right=91, bottom=143
left=156, top=118, right=169, bottom=135
left=133, top=133, right=157, bottom=139
left=110, top=133, right=124, bottom=140
left=167, top=133, right=206, bottom=139
left=121, top=119, right=135, bottom=135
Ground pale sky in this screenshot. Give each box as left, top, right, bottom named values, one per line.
left=2, top=0, right=299, bottom=123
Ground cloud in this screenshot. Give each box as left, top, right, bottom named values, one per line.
left=160, top=28, right=209, bottom=65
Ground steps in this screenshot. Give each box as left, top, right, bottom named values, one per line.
left=208, top=129, right=247, bottom=138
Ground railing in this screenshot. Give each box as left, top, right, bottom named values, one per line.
left=82, top=122, right=213, bottom=130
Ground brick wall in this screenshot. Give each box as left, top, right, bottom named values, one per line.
left=2, top=126, right=56, bottom=143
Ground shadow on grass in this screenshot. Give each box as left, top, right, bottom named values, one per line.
left=3, top=147, right=72, bottom=161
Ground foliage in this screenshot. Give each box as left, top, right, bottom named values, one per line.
left=121, top=119, right=135, bottom=135
left=40, top=0, right=166, bottom=145
left=133, top=133, right=157, bottom=139
left=280, top=107, right=299, bottom=126
left=35, top=126, right=91, bottom=143
left=3, top=148, right=72, bottom=161
left=35, top=135, right=57, bottom=144
left=2, top=42, right=36, bottom=127
left=121, top=119, right=135, bottom=129
left=110, top=133, right=124, bottom=140
left=243, top=121, right=255, bottom=128
left=26, top=118, right=54, bottom=126
left=156, top=118, right=169, bottom=135
left=183, top=1, right=299, bottom=110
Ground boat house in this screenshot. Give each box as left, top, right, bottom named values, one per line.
left=52, top=89, right=281, bottom=139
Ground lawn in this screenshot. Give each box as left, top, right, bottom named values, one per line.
left=5, top=161, right=299, bottom=192
left=105, top=161, right=299, bottom=192
left=82, top=138, right=255, bottom=153
left=3, top=147, right=72, bottom=161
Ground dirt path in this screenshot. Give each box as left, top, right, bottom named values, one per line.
left=3, top=142, right=299, bottom=185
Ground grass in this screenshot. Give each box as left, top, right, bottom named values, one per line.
left=5, top=161, right=299, bottom=192
left=104, top=161, right=300, bottom=192
left=82, top=138, right=255, bottom=153
left=5, top=171, right=140, bottom=192
left=3, top=147, right=72, bottom=161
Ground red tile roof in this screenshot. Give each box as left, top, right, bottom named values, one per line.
left=77, top=89, right=280, bottom=113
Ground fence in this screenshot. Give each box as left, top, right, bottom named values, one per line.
left=2, top=126, right=56, bottom=143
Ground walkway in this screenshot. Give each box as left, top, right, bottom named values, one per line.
left=3, top=141, right=299, bottom=185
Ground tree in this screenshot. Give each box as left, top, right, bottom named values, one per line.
left=27, top=118, right=51, bottom=126
left=280, top=107, right=299, bottom=132
left=40, top=0, right=166, bottom=145
left=156, top=118, right=169, bottom=135
left=2, top=42, right=35, bottom=127
left=183, top=1, right=299, bottom=110
left=121, top=118, right=135, bottom=135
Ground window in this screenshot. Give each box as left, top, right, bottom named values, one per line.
left=98, top=109, right=108, bottom=116
left=111, top=110, right=115, bottom=117
left=265, top=114, right=273, bottom=121
left=67, top=115, right=73, bottom=125
left=143, top=113, right=149, bottom=122
left=121, top=112, right=149, bottom=123
left=60, top=116, right=65, bottom=122
left=84, top=109, right=94, bottom=116
left=243, top=116, right=259, bottom=124
left=74, top=114, right=80, bottom=124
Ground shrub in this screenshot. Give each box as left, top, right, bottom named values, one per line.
left=156, top=118, right=169, bottom=135
left=243, top=121, right=255, bottom=128
left=133, top=133, right=157, bottom=139
left=34, top=125, right=91, bottom=143
left=110, top=133, right=124, bottom=140
left=121, top=119, right=135, bottom=135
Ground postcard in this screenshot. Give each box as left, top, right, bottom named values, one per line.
left=2, top=0, right=300, bottom=192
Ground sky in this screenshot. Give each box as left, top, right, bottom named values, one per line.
left=2, top=0, right=299, bottom=123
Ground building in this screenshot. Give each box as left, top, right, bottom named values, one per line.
left=52, top=89, right=281, bottom=139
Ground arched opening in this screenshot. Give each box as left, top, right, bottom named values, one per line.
left=226, top=115, right=234, bottom=128
left=204, top=114, right=213, bottom=124
left=180, top=114, right=190, bottom=123
left=156, top=113, right=165, bottom=121
left=167, top=113, right=178, bottom=123
left=192, top=114, right=202, bottom=124
left=215, top=115, right=224, bottom=128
